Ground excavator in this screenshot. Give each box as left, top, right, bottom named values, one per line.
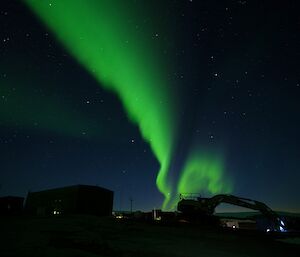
left=177, top=194, right=286, bottom=232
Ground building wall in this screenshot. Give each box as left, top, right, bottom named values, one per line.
left=76, top=186, right=113, bottom=216
left=25, top=185, right=113, bottom=216
left=0, top=196, right=24, bottom=215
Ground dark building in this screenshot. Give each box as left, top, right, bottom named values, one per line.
left=0, top=196, right=24, bottom=215
left=25, top=185, right=113, bottom=216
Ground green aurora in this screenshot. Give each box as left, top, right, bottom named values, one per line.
left=24, top=0, right=232, bottom=209
left=25, top=0, right=176, bottom=208
left=177, top=150, right=232, bottom=204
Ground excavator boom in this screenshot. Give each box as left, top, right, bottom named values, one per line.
left=177, top=194, right=285, bottom=232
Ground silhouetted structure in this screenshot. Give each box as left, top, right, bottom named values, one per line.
left=25, top=185, right=113, bottom=216
left=0, top=196, right=24, bottom=215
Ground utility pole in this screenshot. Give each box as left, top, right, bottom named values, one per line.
left=130, top=197, right=133, bottom=213
left=119, top=189, right=123, bottom=211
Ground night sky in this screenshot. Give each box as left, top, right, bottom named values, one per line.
left=1, top=0, right=299, bottom=212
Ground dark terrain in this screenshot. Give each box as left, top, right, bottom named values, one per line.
left=0, top=215, right=299, bottom=257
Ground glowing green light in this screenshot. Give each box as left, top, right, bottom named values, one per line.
left=24, top=1, right=233, bottom=210
left=177, top=150, right=232, bottom=203
left=25, top=0, right=176, bottom=207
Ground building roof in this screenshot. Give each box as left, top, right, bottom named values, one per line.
left=28, top=184, right=113, bottom=194
left=0, top=196, right=24, bottom=200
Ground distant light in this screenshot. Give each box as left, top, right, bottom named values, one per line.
left=53, top=211, right=57, bottom=215
left=280, top=220, right=285, bottom=226
left=279, top=226, right=285, bottom=232
left=232, top=225, right=236, bottom=229
left=153, top=209, right=162, bottom=221
left=266, top=228, right=271, bottom=233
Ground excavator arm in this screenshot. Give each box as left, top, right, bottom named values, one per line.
left=178, top=194, right=285, bottom=232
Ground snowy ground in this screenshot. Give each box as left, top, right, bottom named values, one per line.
left=0, top=215, right=299, bottom=257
